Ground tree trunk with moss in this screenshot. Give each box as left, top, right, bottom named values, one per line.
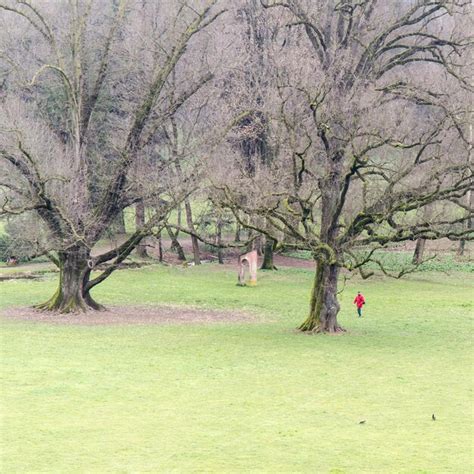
left=36, top=246, right=103, bottom=312
left=298, top=175, right=344, bottom=333
left=298, top=260, right=343, bottom=333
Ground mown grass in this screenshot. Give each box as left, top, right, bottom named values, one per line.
left=1, top=263, right=473, bottom=473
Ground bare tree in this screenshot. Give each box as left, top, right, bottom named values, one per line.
left=0, top=0, right=223, bottom=312
left=457, top=121, right=473, bottom=256
left=165, top=112, right=202, bottom=265
left=214, top=0, right=473, bottom=332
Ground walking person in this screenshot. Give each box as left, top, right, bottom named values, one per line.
left=353, top=292, right=365, bottom=317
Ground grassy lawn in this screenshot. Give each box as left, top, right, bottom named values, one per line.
left=1, top=264, right=473, bottom=472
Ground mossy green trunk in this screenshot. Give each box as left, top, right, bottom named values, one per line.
left=36, top=246, right=103, bottom=313
left=299, top=175, right=344, bottom=333
left=299, top=261, right=343, bottom=333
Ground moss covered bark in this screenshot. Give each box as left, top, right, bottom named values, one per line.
left=298, top=261, right=344, bottom=333
left=35, top=246, right=103, bottom=313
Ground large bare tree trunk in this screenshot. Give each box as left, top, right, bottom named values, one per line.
left=135, top=200, right=148, bottom=258
left=298, top=261, right=343, bottom=333
left=184, top=200, right=201, bottom=265
left=36, top=246, right=103, bottom=313
left=412, top=238, right=426, bottom=265
left=298, top=165, right=345, bottom=333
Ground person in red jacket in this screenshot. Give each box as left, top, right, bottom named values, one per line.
left=353, top=292, right=365, bottom=317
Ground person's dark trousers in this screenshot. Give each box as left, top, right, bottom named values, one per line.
left=357, top=307, right=362, bottom=317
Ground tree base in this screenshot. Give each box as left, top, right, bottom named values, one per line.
left=298, top=317, right=346, bottom=334
left=299, top=325, right=346, bottom=334
left=260, top=264, right=278, bottom=271
left=35, top=289, right=105, bottom=313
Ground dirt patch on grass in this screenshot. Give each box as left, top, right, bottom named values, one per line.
left=1, top=305, right=258, bottom=326
left=273, top=254, right=315, bottom=269
left=0, top=273, right=44, bottom=281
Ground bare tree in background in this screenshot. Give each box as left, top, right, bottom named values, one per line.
left=214, top=0, right=473, bottom=332
left=0, top=0, right=223, bottom=312
left=135, top=199, right=148, bottom=258
left=240, top=0, right=280, bottom=270
left=457, top=121, right=473, bottom=256
left=164, top=110, right=202, bottom=265
left=215, top=1, right=279, bottom=266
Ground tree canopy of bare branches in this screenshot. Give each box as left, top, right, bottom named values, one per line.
left=212, top=0, right=473, bottom=332
left=0, top=0, right=224, bottom=311
left=0, top=1, right=472, bottom=327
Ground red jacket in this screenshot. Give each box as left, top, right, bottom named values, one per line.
left=354, top=294, right=365, bottom=308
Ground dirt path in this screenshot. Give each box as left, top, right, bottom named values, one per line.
left=2, top=305, right=258, bottom=326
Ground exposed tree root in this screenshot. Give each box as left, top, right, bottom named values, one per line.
left=35, top=289, right=104, bottom=313
left=298, top=321, right=346, bottom=334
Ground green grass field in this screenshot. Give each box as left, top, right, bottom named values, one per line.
left=1, top=264, right=473, bottom=472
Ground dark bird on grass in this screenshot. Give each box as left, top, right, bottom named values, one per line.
left=359, top=420, right=366, bottom=424
left=432, top=414, right=436, bottom=421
